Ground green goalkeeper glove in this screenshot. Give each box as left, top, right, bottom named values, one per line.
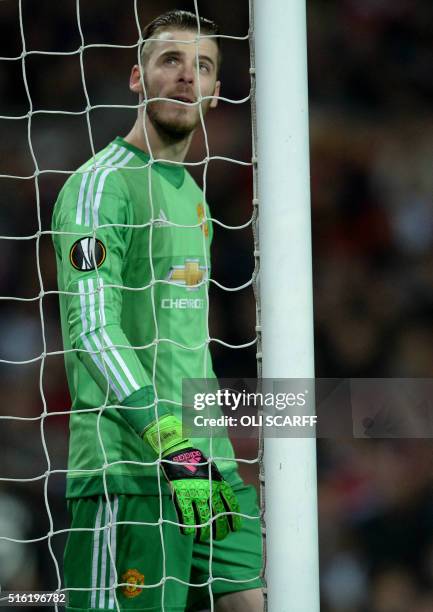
left=143, top=414, right=241, bottom=542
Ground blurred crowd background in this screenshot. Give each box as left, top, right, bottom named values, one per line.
left=0, top=0, right=432, bottom=610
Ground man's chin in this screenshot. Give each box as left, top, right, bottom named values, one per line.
left=150, top=115, right=200, bottom=140
left=160, top=121, right=196, bottom=139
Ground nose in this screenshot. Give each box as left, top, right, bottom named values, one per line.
left=178, top=61, right=195, bottom=84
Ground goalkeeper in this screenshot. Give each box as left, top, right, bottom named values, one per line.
left=52, top=10, right=263, bottom=612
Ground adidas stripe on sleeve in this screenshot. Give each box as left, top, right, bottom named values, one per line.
left=52, top=145, right=156, bottom=434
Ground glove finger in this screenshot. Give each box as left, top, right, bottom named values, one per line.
left=220, top=482, right=242, bottom=532
left=194, top=497, right=211, bottom=542
left=211, top=486, right=230, bottom=541
left=172, top=483, right=196, bottom=537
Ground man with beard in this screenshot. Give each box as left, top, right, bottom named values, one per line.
left=52, top=10, right=263, bottom=612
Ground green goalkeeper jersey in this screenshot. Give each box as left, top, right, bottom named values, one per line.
left=52, top=137, right=242, bottom=498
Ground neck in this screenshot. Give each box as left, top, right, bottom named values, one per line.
left=124, top=111, right=193, bottom=163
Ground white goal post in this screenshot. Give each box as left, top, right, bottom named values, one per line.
left=252, top=1, right=320, bottom=610
left=0, top=1, right=319, bottom=609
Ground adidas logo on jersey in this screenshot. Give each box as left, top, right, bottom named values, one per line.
left=153, top=209, right=168, bottom=228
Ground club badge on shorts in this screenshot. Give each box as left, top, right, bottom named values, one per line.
left=120, top=568, right=144, bottom=598
left=69, top=237, right=106, bottom=271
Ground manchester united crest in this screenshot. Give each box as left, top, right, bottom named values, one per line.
left=121, top=568, right=144, bottom=599
left=197, top=203, right=209, bottom=237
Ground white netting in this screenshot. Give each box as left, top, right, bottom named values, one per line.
left=0, top=1, right=263, bottom=610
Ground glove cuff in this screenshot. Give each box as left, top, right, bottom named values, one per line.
left=143, top=414, right=189, bottom=455
left=163, top=447, right=222, bottom=481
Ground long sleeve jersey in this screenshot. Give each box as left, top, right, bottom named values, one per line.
left=52, top=137, right=241, bottom=498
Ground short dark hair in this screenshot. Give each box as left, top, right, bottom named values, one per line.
left=140, top=10, right=221, bottom=68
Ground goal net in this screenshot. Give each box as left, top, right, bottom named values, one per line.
left=0, top=1, right=264, bottom=610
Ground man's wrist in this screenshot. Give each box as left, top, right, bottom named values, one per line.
left=120, top=385, right=170, bottom=436
left=143, top=414, right=189, bottom=455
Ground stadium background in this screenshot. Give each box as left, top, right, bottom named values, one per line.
left=0, top=0, right=432, bottom=610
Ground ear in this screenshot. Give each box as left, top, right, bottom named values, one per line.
left=129, top=64, right=144, bottom=95
left=210, top=80, right=221, bottom=109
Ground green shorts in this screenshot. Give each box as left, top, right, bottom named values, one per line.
left=64, top=484, right=263, bottom=611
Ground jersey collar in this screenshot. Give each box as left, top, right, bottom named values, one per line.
left=114, top=137, right=185, bottom=189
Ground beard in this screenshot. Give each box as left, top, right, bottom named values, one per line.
left=146, top=97, right=211, bottom=141
left=147, top=102, right=196, bottom=139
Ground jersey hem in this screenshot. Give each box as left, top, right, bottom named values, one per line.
left=65, top=471, right=244, bottom=499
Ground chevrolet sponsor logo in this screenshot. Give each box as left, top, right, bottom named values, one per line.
left=167, top=259, right=207, bottom=290
left=161, top=298, right=205, bottom=309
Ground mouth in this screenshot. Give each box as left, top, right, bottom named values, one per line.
left=170, top=95, right=195, bottom=104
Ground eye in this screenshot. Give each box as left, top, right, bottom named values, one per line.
left=164, top=56, right=178, bottom=65
left=199, top=62, right=210, bottom=73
